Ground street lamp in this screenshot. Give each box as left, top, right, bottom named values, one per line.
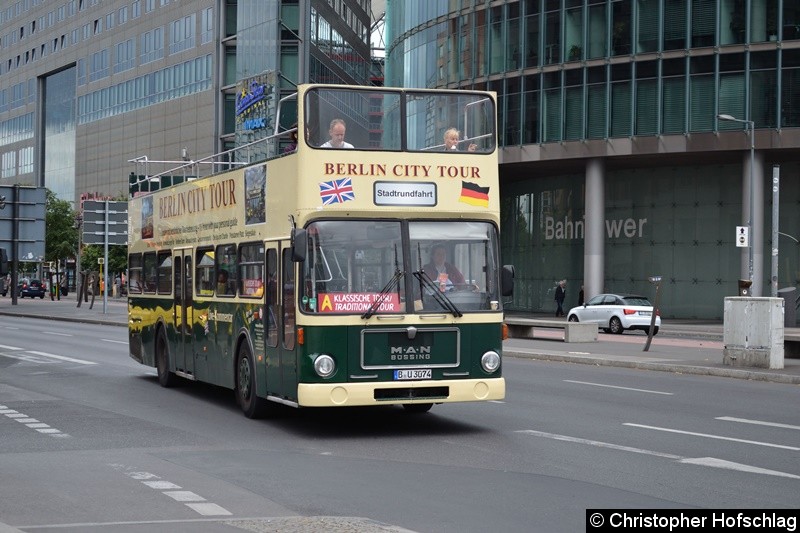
left=718, top=113, right=755, bottom=289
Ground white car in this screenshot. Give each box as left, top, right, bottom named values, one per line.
left=567, top=293, right=661, bottom=335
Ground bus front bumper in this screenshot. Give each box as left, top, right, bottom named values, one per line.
left=297, top=377, right=505, bottom=407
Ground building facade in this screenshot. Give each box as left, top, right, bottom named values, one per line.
left=0, top=0, right=371, bottom=203
left=386, top=0, right=800, bottom=319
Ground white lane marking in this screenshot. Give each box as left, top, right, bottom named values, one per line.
left=43, top=331, right=73, bottom=337
left=142, top=480, right=182, bottom=490
left=0, top=344, right=23, bottom=350
left=4, top=412, right=70, bottom=438
left=101, top=339, right=128, bottom=344
left=164, top=491, right=206, bottom=502
left=185, top=503, right=233, bottom=516
left=516, top=429, right=682, bottom=459
left=716, top=416, right=800, bottom=431
left=517, top=429, right=800, bottom=479
left=0, top=352, right=58, bottom=363
left=623, top=423, right=800, bottom=451
left=680, top=457, right=800, bottom=480
left=564, top=379, right=673, bottom=395
left=117, top=467, right=233, bottom=517
left=26, top=351, right=98, bottom=365
left=488, top=400, right=505, bottom=404
left=2, top=326, right=20, bottom=330
left=129, top=472, right=160, bottom=480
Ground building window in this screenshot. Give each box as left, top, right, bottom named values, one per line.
left=89, top=48, right=110, bottom=82
left=132, top=0, right=141, bottom=19
left=201, top=6, right=213, bottom=44
left=1, top=151, right=17, bottom=178
left=145, top=0, right=155, bottom=14
left=114, top=38, right=135, bottom=74
left=140, top=27, right=164, bottom=64
left=119, top=6, right=128, bottom=25
left=169, top=13, right=196, bottom=55
left=18, top=146, right=33, bottom=174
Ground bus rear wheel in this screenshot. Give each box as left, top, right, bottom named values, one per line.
left=155, top=328, right=177, bottom=388
left=236, top=343, right=270, bottom=419
left=403, top=403, right=433, bottom=414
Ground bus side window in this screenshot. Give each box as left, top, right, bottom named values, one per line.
left=143, top=252, right=157, bottom=293
left=215, top=244, right=237, bottom=296
left=266, top=248, right=278, bottom=347
left=195, top=247, right=214, bottom=296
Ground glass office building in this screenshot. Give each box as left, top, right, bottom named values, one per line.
left=386, top=0, right=800, bottom=319
left=0, top=0, right=371, bottom=204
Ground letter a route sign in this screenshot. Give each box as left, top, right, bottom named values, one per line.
left=83, top=200, right=128, bottom=246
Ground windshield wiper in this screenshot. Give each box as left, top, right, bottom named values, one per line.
left=362, top=269, right=403, bottom=319
left=362, top=244, right=404, bottom=320
left=412, top=270, right=462, bottom=318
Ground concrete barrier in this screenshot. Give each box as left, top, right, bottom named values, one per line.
left=505, top=318, right=598, bottom=343
left=723, top=297, right=784, bottom=369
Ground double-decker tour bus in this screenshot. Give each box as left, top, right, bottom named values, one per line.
left=127, top=84, right=513, bottom=417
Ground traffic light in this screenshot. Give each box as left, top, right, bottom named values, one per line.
left=0, top=248, right=8, bottom=276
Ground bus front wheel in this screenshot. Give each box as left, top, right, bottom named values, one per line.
left=156, top=328, right=177, bottom=388
left=236, top=343, right=270, bottom=419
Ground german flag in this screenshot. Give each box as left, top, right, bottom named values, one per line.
left=459, top=181, right=490, bottom=207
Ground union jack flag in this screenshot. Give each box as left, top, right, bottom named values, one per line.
left=319, top=177, right=355, bottom=205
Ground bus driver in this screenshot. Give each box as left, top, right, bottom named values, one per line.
left=423, top=244, right=466, bottom=292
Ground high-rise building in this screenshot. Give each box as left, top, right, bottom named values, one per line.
left=0, top=0, right=371, bottom=203
left=386, top=0, right=800, bottom=319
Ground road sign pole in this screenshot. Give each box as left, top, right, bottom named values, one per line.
left=103, top=200, right=109, bottom=314
left=11, top=185, right=19, bottom=306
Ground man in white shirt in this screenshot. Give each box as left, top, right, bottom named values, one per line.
left=320, top=118, right=354, bottom=149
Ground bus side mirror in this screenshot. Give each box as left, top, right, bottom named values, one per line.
left=291, top=228, right=307, bottom=262
left=501, top=264, right=514, bottom=297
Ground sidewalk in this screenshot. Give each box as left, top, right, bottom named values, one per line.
left=0, top=294, right=128, bottom=327
left=1, top=298, right=798, bottom=384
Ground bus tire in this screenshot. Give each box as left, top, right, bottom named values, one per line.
left=402, top=403, right=433, bottom=414
left=236, top=342, right=269, bottom=419
left=155, top=327, right=177, bottom=388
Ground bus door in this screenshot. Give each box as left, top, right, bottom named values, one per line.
left=173, top=249, right=194, bottom=377
left=263, top=241, right=297, bottom=399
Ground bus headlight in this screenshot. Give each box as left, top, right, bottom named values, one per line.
left=314, top=354, right=336, bottom=378
left=480, top=351, right=501, bottom=373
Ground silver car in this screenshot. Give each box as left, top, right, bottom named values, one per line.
left=567, top=293, right=661, bottom=335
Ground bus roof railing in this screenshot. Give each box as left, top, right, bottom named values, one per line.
left=128, top=92, right=299, bottom=196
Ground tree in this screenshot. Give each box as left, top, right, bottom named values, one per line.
left=45, top=189, right=78, bottom=270
left=81, top=244, right=127, bottom=275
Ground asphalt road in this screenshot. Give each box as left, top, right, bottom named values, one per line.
left=0, top=316, right=798, bottom=533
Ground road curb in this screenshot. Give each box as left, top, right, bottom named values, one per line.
left=0, top=310, right=125, bottom=328
left=505, top=349, right=800, bottom=385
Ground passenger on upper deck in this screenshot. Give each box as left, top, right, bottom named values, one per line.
left=283, top=123, right=298, bottom=154
left=444, top=128, right=477, bottom=152
left=320, top=118, right=354, bottom=149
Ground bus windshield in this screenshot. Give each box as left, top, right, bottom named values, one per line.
left=304, top=87, right=495, bottom=153
left=300, top=220, right=500, bottom=315
left=301, top=220, right=405, bottom=315
left=409, top=221, right=500, bottom=313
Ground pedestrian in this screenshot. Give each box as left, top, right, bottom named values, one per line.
left=578, top=285, right=584, bottom=306
left=554, top=279, right=566, bottom=317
